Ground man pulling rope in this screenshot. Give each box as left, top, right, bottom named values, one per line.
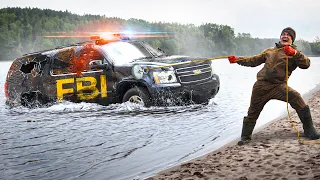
left=228, top=27, right=320, bottom=145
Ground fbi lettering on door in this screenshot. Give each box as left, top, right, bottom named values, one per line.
left=56, top=75, right=107, bottom=101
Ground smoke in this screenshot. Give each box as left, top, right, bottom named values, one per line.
left=175, top=33, right=216, bottom=58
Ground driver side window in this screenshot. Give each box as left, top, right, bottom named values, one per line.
left=51, top=47, right=104, bottom=75
left=77, top=48, right=104, bottom=72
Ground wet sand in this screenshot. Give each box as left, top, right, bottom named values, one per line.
left=146, top=88, right=320, bottom=180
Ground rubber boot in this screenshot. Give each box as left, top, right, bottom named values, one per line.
left=237, top=121, right=256, bottom=145
left=297, top=106, right=320, bottom=140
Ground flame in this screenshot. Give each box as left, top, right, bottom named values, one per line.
left=54, top=47, right=94, bottom=76
left=70, top=49, right=95, bottom=76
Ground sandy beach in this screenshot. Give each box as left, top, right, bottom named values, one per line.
left=146, top=88, right=320, bottom=180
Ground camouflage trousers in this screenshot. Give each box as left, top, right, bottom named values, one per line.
left=244, top=80, right=307, bottom=123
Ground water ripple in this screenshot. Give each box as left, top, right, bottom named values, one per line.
left=1, top=58, right=320, bottom=180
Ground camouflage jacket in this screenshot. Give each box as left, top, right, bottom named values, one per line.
left=237, top=43, right=310, bottom=83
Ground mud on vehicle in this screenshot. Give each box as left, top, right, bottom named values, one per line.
left=4, top=34, right=220, bottom=107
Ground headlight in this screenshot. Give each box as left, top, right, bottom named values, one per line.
left=153, top=70, right=177, bottom=84
left=211, top=62, right=215, bottom=75
left=132, top=64, right=144, bottom=80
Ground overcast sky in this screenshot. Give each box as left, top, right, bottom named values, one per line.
left=1, top=0, right=320, bottom=41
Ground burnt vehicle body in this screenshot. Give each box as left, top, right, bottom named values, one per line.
left=5, top=36, right=220, bottom=107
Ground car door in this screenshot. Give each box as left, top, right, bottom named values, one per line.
left=48, top=47, right=78, bottom=102
left=50, top=46, right=114, bottom=104
left=77, top=47, right=115, bottom=105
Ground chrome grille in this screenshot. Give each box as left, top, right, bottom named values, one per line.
left=175, top=62, right=212, bottom=84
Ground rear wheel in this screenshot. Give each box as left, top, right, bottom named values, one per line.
left=122, top=87, right=152, bottom=107
left=21, top=92, right=46, bottom=108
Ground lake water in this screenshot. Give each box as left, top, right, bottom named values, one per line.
left=1, top=57, right=320, bottom=180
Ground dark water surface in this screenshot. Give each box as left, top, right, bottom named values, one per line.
left=1, top=58, right=320, bottom=180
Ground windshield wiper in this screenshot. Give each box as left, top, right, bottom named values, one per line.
left=131, top=56, right=154, bottom=62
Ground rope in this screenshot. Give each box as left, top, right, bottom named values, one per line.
left=145, top=47, right=320, bottom=144
left=285, top=55, right=302, bottom=142
left=145, top=47, right=282, bottom=72
left=145, top=56, right=229, bottom=72
left=285, top=56, right=320, bottom=144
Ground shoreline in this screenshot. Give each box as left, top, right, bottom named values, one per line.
left=146, top=85, right=320, bottom=179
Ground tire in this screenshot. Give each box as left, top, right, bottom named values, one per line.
left=122, top=87, right=152, bottom=107
left=192, top=95, right=210, bottom=105
left=21, top=92, right=46, bottom=108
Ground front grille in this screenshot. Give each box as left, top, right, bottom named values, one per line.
left=175, top=62, right=212, bottom=84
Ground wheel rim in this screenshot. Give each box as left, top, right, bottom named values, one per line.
left=128, top=95, right=145, bottom=106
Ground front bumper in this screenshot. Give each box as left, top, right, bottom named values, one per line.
left=148, top=74, right=220, bottom=105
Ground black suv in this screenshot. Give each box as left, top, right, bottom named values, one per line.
left=4, top=35, right=220, bottom=107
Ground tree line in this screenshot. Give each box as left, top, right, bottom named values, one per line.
left=1, top=7, right=320, bottom=60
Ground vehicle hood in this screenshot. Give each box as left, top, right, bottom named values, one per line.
left=116, top=55, right=193, bottom=68
left=113, top=55, right=212, bottom=80
left=154, top=55, right=191, bottom=63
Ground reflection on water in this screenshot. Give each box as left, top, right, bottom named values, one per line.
left=0, top=58, right=320, bottom=180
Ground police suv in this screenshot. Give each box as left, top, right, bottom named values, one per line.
left=4, top=34, right=220, bottom=107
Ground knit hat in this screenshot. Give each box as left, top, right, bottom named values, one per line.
left=281, top=27, right=296, bottom=42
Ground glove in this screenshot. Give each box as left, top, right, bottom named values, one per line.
left=228, top=56, right=239, bottom=64
left=284, top=46, right=296, bottom=56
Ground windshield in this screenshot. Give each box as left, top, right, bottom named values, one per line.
left=100, top=41, right=156, bottom=65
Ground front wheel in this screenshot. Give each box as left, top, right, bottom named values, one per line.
left=191, top=95, right=210, bottom=105
left=122, top=87, right=152, bottom=107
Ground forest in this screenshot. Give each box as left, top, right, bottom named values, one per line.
left=1, top=7, right=320, bottom=60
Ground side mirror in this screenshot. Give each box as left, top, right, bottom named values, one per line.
left=89, top=60, right=109, bottom=70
